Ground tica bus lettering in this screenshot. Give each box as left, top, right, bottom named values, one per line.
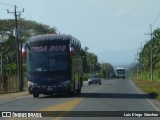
left=49, top=45, right=66, bottom=51
left=31, top=45, right=66, bottom=52
left=31, top=46, right=47, bottom=52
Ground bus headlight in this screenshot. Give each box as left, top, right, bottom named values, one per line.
left=62, top=80, right=70, bottom=84
left=28, top=81, right=37, bottom=86
left=61, top=80, right=71, bottom=87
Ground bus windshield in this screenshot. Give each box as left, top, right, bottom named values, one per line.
left=116, top=69, right=125, bottom=74
left=28, top=51, right=69, bottom=72
left=49, top=51, right=68, bottom=71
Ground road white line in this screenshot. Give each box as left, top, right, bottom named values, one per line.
left=129, top=79, right=159, bottom=111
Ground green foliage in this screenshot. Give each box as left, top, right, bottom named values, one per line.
left=82, top=73, right=89, bottom=81
left=100, top=63, right=114, bottom=78
left=3, top=63, right=16, bottom=75
left=129, top=27, right=160, bottom=81
left=140, top=28, right=160, bottom=71
left=81, top=47, right=114, bottom=78
left=81, top=47, right=100, bottom=74
left=3, top=63, right=27, bottom=76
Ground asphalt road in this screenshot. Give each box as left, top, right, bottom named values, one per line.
left=0, top=78, right=160, bottom=120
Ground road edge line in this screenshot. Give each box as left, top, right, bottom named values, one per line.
left=129, top=79, right=159, bottom=111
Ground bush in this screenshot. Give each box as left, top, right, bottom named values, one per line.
left=3, top=63, right=26, bottom=76
left=82, top=73, right=89, bottom=81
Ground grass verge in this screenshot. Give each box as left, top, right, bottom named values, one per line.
left=131, top=77, right=160, bottom=102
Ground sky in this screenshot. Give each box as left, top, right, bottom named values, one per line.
left=1, top=0, right=160, bottom=65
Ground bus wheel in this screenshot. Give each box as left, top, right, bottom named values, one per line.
left=68, top=91, right=75, bottom=97
left=71, top=88, right=76, bottom=96
left=67, top=88, right=75, bottom=97
left=33, top=93, right=39, bottom=98
left=76, top=88, right=81, bottom=95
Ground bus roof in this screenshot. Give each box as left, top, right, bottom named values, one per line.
left=26, top=34, right=80, bottom=44
left=116, top=67, right=125, bottom=70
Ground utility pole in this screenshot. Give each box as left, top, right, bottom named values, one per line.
left=138, top=42, right=143, bottom=80
left=140, top=42, right=143, bottom=80
left=7, top=5, right=24, bottom=91
left=0, top=53, right=2, bottom=75
left=145, top=24, right=153, bottom=81
left=134, top=54, right=137, bottom=77
left=136, top=51, right=139, bottom=78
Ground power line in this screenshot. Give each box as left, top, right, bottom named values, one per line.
left=23, top=10, right=34, bottom=20
left=0, top=1, right=34, bottom=21
left=152, top=11, right=160, bottom=29
left=0, top=8, right=7, bottom=11
left=0, top=2, right=14, bottom=7
left=145, top=24, right=153, bottom=81
left=0, top=1, right=24, bottom=10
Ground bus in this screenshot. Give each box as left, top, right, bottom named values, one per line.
left=115, top=67, right=125, bottom=79
left=22, top=34, right=83, bottom=97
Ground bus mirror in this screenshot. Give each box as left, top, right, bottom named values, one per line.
left=70, top=47, right=75, bottom=55
left=22, top=47, right=26, bottom=59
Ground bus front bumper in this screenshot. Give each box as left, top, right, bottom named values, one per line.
left=29, top=84, right=71, bottom=95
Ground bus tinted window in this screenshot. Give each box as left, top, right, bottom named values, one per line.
left=49, top=51, right=69, bottom=71
left=116, top=69, right=125, bottom=74
left=30, top=52, right=48, bottom=72
left=27, top=49, right=69, bottom=72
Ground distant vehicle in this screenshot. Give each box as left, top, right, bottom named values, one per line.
left=22, top=34, right=83, bottom=97
left=115, top=68, right=125, bottom=79
left=110, top=72, right=116, bottom=79
left=88, top=74, right=101, bottom=85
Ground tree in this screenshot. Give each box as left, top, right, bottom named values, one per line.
left=100, top=63, right=114, bottom=78
left=134, top=27, right=160, bottom=80
left=81, top=47, right=100, bottom=74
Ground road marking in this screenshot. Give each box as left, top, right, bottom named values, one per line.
left=38, top=98, right=84, bottom=120
left=130, top=79, right=160, bottom=111
left=4, top=98, right=84, bottom=120
left=38, top=98, right=83, bottom=111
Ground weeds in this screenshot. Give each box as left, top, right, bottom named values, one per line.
left=131, top=77, right=160, bottom=101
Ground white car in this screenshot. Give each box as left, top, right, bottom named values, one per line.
left=88, top=75, right=101, bottom=85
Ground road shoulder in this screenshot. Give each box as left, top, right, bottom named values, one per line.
left=0, top=91, right=29, bottom=101
left=130, top=79, right=160, bottom=111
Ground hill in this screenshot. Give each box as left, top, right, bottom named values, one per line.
left=97, top=48, right=137, bottom=69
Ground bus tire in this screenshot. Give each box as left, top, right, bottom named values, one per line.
left=67, top=88, right=75, bottom=97
left=68, top=90, right=75, bottom=97
left=76, top=88, right=81, bottom=95
left=33, top=93, right=39, bottom=98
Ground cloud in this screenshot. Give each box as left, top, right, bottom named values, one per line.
left=114, top=9, right=143, bottom=17
left=132, top=11, right=143, bottom=16
left=114, top=9, right=128, bottom=16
